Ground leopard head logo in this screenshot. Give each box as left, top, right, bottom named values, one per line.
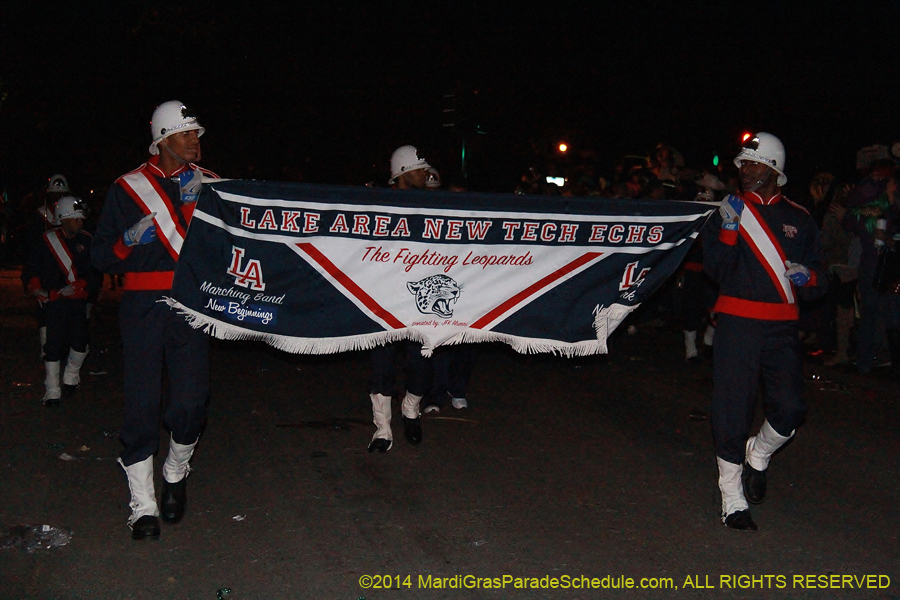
left=407, top=274, right=461, bottom=319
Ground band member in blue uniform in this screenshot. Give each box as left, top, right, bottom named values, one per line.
left=93, top=101, right=219, bottom=540
left=21, top=174, right=72, bottom=359
left=367, top=145, right=434, bottom=452
left=26, top=196, right=98, bottom=405
left=703, top=133, right=826, bottom=530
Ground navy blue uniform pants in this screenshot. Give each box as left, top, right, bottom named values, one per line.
left=712, top=314, right=806, bottom=465
left=43, top=299, right=89, bottom=362
left=370, top=341, right=431, bottom=397
left=428, top=344, right=477, bottom=401
left=119, top=291, right=209, bottom=466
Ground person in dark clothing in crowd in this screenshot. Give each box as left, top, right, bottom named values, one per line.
left=831, top=160, right=894, bottom=373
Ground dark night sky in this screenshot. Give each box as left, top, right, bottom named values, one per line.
left=2, top=2, right=899, bottom=199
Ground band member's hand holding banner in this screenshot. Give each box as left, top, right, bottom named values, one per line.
left=719, top=195, right=744, bottom=231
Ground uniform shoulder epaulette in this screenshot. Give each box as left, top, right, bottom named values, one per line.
left=783, top=196, right=810, bottom=215
left=116, top=162, right=150, bottom=183
left=192, top=164, right=221, bottom=179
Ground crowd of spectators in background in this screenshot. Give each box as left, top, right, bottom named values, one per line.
left=512, top=139, right=900, bottom=378
left=514, top=142, right=732, bottom=201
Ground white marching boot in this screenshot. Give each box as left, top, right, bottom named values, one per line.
left=743, top=420, right=793, bottom=504
left=62, top=347, right=89, bottom=399
left=717, top=457, right=756, bottom=530
left=161, top=436, right=197, bottom=524
left=119, top=456, right=160, bottom=540
left=746, top=420, right=793, bottom=471
left=42, top=361, right=61, bottom=407
left=368, top=393, right=393, bottom=453
left=401, top=392, right=423, bottom=445
left=684, top=330, right=698, bottom=361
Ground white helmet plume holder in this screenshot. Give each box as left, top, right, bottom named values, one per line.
left=149, top=100, right=205, bottom=155
left=734, top=132, right=787, bottom=186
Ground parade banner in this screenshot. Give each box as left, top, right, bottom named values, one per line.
left=167, top=181, right=713, bottom=356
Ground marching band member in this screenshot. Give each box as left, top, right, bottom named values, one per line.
left=93, top=101, right=219, bottom=540
left=367, top=145, right=434, bottom=452
left=703, top=133, right=826, bottom=530
left=26, top=196, right=98, bottom=405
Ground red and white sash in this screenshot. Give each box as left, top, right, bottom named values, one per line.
left=43, top=229, right=77, bottom=284
left=739, top=202, right=794, bottom=304
left=119, top=168, right=189, bottom=261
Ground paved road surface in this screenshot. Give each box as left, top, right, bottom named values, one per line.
left=1, top=269, right=897, bottom=599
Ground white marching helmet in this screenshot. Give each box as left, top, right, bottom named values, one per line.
left=390, top=145, right=431, bottom=184
left=734, top=132, right=787, bottom=186
left=149, top=100, right=205, bottom=155
left=47, top=174, right=69, bottom=194
left=54, top=196, right=86, bottom=222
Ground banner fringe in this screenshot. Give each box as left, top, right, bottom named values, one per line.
left=593, top=302, right=638, bottom=342
left=163, top=298, right=628, bottom=358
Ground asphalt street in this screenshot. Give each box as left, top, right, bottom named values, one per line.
left=0, top=268, right=898, bottom=600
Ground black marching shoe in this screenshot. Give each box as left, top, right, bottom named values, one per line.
left=724, top=509, right=757, bottom=531
left=43, top=397, right=60, bottom=407
left=402, top=416, right=422, bottom=445
left=62, top=384, right=78, bottom=400
left=742, top=463, right=767, bottom=504
left=160, top=479, right=187, bottom=524
left=367, top=438, right=392, bottom=453
left=131, top=515, right=161, bottom=540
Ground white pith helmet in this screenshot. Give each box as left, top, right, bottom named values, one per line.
left=149, top=100, right=205, bottom=155
left=47, top=174, right=69, bottom=193
left=389, top=145, right=431, bottom=184
left=54, top=196, right=86, bottom=222
left=734, top=132, right=787, bottom=186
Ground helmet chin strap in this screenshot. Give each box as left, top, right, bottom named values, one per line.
left=745, top=178, right=765, bottom=192
left=162, top=142, right=189, bottom=165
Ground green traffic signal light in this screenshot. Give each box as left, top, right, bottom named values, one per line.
left=713, top=154, right=719, bottom=167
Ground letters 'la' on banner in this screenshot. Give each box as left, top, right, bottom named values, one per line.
left=167, top=181, right=713, bottom=357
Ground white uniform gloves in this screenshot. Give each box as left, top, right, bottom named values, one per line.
left=719, top=195, right=744, bottom=232
left=178, top=170, right=203, bottom=203
left=123, top=213, right=158, bottom=247
left=784, top=261, right=810, bottom=286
